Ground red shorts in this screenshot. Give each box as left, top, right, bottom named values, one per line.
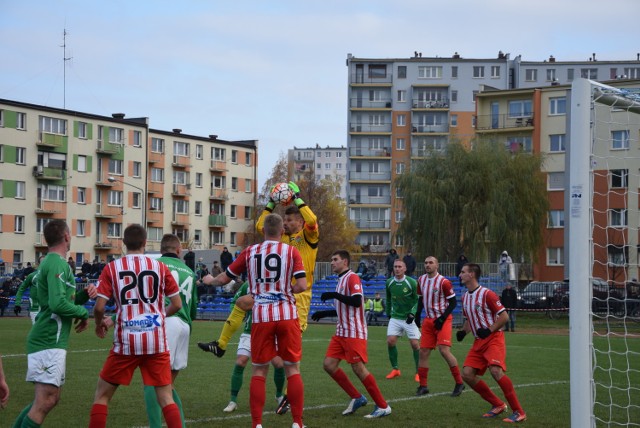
left=99, top=350, right=172, bottom=386
left=463, top=331, right=507, bottom=376
left=420, top=316, right=453, bottom=349
left=251, top=319, right=302, bottom=365
left=326, top=335, right=368, bottom=365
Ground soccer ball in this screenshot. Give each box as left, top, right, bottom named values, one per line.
left=270, top=182, right=294, bottom=205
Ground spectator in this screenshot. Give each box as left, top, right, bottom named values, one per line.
left=211, top=261, right=223, bottom=276
left=366, top=259, right=378, bottom=279
left=455, top=254, right=468, bottom=278
left=501, top=283, right=518, bottom=332
left=384, top=249, right=399, bottom=278
left=403, top=251, right=417, bottom=277
left=499, top=251, right=513, bottom=284
left=81, top=260, right=92, bottom=276
left=0, top=286, right=9, bottom=316
left=183, top=248, right=196, bottom=271
left=23, top=262, right=35, bottom=278
left=67, top=257, right=76, bottom=273
left=366, top=293, right=386, bottom=325
left=90, top=260, right=101, bottom=279
left=220, top=247, right=233, bottom=272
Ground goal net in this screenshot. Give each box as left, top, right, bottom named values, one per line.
left=569, top=78, right=640, bottom=427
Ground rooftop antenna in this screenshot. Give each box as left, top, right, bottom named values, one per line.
left=61, top=29, right=72, bottom=109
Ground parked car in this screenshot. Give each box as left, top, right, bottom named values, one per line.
left=552, top=278, right=626, bottom=315
left=517, top=281, right=564, bottom=309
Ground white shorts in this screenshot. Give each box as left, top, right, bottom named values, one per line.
left=387, top=317, right=422, bottom=340
left=237, top=333, right=251, bottom=357
left=26, top=348, right=67, bottom=387
left=166, top=317, right=190, bottom=371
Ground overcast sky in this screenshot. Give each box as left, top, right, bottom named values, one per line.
left=2, top=0, right=638, bottom=186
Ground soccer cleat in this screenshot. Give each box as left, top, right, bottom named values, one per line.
left=416, top=385, right=429, bottom=396
left=414, top=373, right=420, bottom=382
left=292, top=423, right=307, bottom=428
left=482, top=403, right=508, bottom=418
left=342, top=395, right=368, bottom=415
left=276, top=395, right=290, bottom=415
left=364, top=405, right=392, bottom=419
left=223, top=401, right=237, bottom=412
left=197, top=340, right=226, bottom=358
left=451, top=383, right=465, bottom=397
left=385, top=369, right=401, bottom=379
left=503, top=411, right=527, bottom=423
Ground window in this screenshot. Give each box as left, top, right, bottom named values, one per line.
left=508, top=100, right=532, bottom=117
left=546, top=69, right=556, bottom=81
left=325, top=163, right=331, bottom=169
left=16, top=147, right=26, bottom=164
left=491, top=66, right=500, bottom=78
left=336, top=162, right=342, bottom=169
left=397, top=90, right=406, bottom=102
left=78, top=155, right=87, bottom=172
left=195, top=201, right=202, bottom=216
left=196, top=144, right=203, bottom=160
left=316, top=151, right=322, bottom=157
left=369, top=114, right=385, bottom=126
left=396, top=138, right=405, bottom=150
left=608, top=245, right=628, bottom=266
left=39, top=184, right=64, bottom=201
left=231, top=177, right=238, bottom=191
left=150, top=197, right=163, bottom=211
left=16, top=112, right=26, bottom=130
left=230, top=205, right=237, bottom=218
left=397, top=66, right=406, bottom=78
left=472, top=90, right=479, bottom=102
left=547, top=247, right=564, bottom=265
left=195, top=172, right=202, bottom=187
left=396, top=162, right=405, bottom=174
left=211, top=231, right=224, bottom=245
left=151, top=167, right=164, bottom=182
left=451, top=66, right=458, bottom=78
left=213, top=175, right=225, bottom=189
left=132, top=192, right=141, bottom=209
left=77, top=220, right=85, bottom=237
left=107, top=223, right=122, bottom=238
left=132, top=161, right=141, bottom=177
left=549, top=97, right=566, bottom=115
left=508, top=137, right=532, bottom=153
left=451, top=90, right=458, bottom=103
left=525, top=69, right=537, bottom=81
left=15, top=215, right=25, bottom=233
left=418, top=66, right=442, bottom=78
left=231, top=150, right=238, bottom=163
left=108, top=190, right=123, bottom=206
left=148, top=227, right=163, bottom=242
left=609, top=209, right=627, bottom=227
left=173, top=170, right=187, bottom=186
left=78, top=187, right=86, bottom=204
left=581, top=68, right=598, bottom=79
left=395, top=210, right=404, bottom=223
left=174, top=141, right=189, bottom=157
left=336, top=151, right=343, bottom=158
left=16, top=181, right=25, bottom=199
left=133, top=131, right=142, bottom=147
left=473, top=66, right=485, bottom=78
left=548, top=210, right=565, bottom=228
left=325, top=152, right=331, bottom=157
left=548, top=172, right=565, bottom=190
left=450, top=114, right=458, bottom=127
left=567, top=68, right=574, bottom=81
left=78, top=122, right=88, bottom=139
left=612, top=130, right=630, bottom=150
left=397, top=114, right=406, bottom=126
left=245, top=179, right=251, bottom=192
left=151, top=138, right=164, bottom=153
left=109, top=127, right=124, bottom=143
left=550, top=134, right=566, bottom=152
left=230, top=232, right=236, bottom=246
left=395, top=234, right=404, bottom=247
left=245, top=206, right=252, bottom=220
left=212, top=147, right=225, bottom=161
left=193, top=230, right=202, bottom=244
left=368, top=64, right=387, bottom=78
left=611, top=169, right=628, bottom=188
left=210, top=202, right=224, bottom=216
left=245, top=152, right=251, bottom=165
left=173, top=229, right=188, bottom=243
left=108, top=159, right=123, bottom=175
left=174, top=200, right=189, bottom=214
left=623, top=67, right=640, bottom=79
left=0, top=145, right=3, bottom=162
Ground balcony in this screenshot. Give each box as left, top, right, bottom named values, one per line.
left=172, top=183, right=190, bottom=197
left=349, top=99, right=392, bottom=109
left=348, top=171, right=392, bottom=181
left=209, top=188, right=228, bottom=200
left=208, top=214, right=227, bottom=228
left=32, top=165, right=65, bottom=180
left=172, top=155, right=191, bottom=168
left=34, top=233, right=47, bottom=248
left=349, top=73, right=393, bottom=85
left=411, top=99, right=450, bottom=109
left=94, top=238, right=119, bottom=250
left=96, top=140, right=123, bottom=155
left=411, top=124, right=449, bottom=134
left=349, top=147, right=391, bottom=157
left=35, top=199, right=62, bottom=214
left=37, top=132, right=65, bottom=148
left=171, top=213, right=189, bottom=226
left=147, top=182, right=163, bottom=194
left=148, top=151, right=163, bottom=164
left=95, top=203, right=120, bottom=219
left=95, top=173, right=116, bottom=187
left=351, top=219, right=391, bottom=230
left=210, top=160, right=228, bottom=173
left=348, top=195, right=391, bottom=205
left=475, top=114, right=534, bottom=131
left=147, top=209, right=163, bottom=224
left=349, top=123, right=392, bottom=134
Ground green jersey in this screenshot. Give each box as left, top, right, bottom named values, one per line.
left=26, top=253, right=90, bottom=354
left=231, top=282, right=251, bottom=334
left=158, top=254, right=198, bottom=329
left=15, top=270, right=40, bottom=312
left=385, top=275, right=419, bottom=319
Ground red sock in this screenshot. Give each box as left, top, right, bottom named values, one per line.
left=331, top=368, right=360, bottom=399
left=286, top=373, right=304, bottom=426
left=249, top=376, right=266, bottom=427
left=162, top=403, right=182, bottom=428
left=418, top=367, right=429, bottom=387
left=497, top=375, right=524, bottom=414
left=450, top=365, right=463, bottom=384
left=362, top=374, right=387, bottom=409
left=89, top=403, right=108, bottom=428
left=470, top=380, right=503, bottom=407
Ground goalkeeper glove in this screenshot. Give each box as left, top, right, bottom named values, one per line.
left=476, top=327, right=491, bottom=339
left=434, top=315, right=446, bottom=331
left=320, top=292, right=339, bottom=302
left=311, top=310, right=331, bottom=321
left=456, top=330, right=467, bottom=342
left=288, top=181, right=304, bottom=207
left=406, top=313, right=415, bottom=324
left=265, top=185, right=277, bottom=211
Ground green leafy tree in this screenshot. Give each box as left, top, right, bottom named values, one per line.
left=395, top=140, right=549, bottom=263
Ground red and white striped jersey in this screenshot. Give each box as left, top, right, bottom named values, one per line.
left=461, top=286, right=505, bottom=337
left=334, top=270, right=367, bottom=339
left=227, top=240, right=305, bottom=324
left=96, top=255, right=180, bottom=355
left=418, top=273, right=456, bottom=319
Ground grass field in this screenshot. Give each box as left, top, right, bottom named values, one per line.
left=0, top=314, right=636, bottom=427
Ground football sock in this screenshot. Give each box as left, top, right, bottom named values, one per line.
left=362, top=374, right=388, bottom=409
left=249, top=376, right=266, bottom=426
left=418, top=367, right=429, bottom=387
left=172, top=389, right=185, bottom=427
left=497, top=375, right=524, bottom=414
left=12, top=402, right=32, bottom=428
left=218, top=305, right=246, bottom=349
left=231, top=364, right=246, bottom=401
left=450, top=366, right=463, bottom=384
left=19, top=416, right=40, bottom=428
left=412, top=348, right=420, bottom=372
left=330, top=368, right=360, bottom=398
left=161, top=403, right=182, bottom=428
left=273, top=366, right=285, bottom=397
left=470, top=380, right=503, bottom=407
left=88, top=403, right=108, bottom=428
left=388, top=345, right=398, bottom=369
left=286, top=373, right=304, bottom=426
left=143, top=385, right=163, bottom=428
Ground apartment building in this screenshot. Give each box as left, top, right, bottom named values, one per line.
left=345, top=52, right=640, bottom=254
left=288, top=145, right=347, bottom=200
left=0, top=98, right=258, bottom=268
